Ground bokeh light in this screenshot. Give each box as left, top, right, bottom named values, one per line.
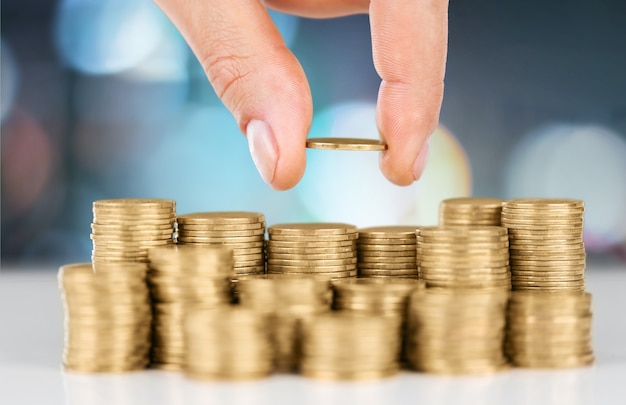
left=1, top=39, right=19, bottom=124
left=55, top=0, right=168, bottom=75
left=506, top=124, right=626, bottom=250
left=296, top=102, right=471, bottom=226
left=126, top=106, right=305, bottom=223
left=409, top=126, right=472, bottom=224
left=1, top=109, right=56, bottom=219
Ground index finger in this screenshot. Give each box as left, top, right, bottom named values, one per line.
left=370, top=0, right=449, bottom=185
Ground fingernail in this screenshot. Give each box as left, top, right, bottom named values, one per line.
left=412, top=139, right=431, bottom=181
left=247, top=120, right=278, bottom=185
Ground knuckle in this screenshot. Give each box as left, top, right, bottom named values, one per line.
left=201, top=48, right=253, bottom=101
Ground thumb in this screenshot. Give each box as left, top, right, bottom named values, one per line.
left=155, top=0, right=312, bottom=190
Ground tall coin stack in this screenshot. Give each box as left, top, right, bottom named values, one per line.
left=439, top=197, right=503, bottom=226
left=91, top=199, right=176, bottom=263
left=406, top=289, right=510, bottom=374
left=356, top=226, right=419, bottom=278
left=176, top=212, right=266, bottom=276
left=501, top=199, right=586, bottom=291
left=300, top=314, right=402, bottom=380
left=417, top=226, right=511, bottom=290
left=147, top=245, right=234, bottom=370
left=506, top=291, right=594, bottom=368
left=59, top=263, right=152, bottom=373
left=266, top=223, right=358, bottom=280
left=237, top=276, right=332, bottom=372
left=184, top=308, right=273, bottom=380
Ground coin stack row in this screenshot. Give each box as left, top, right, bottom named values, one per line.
left=266, top=223, right=358, bottom=280
left=177, top=212, right=266, bottom=276
left=356, top=226, right=419, bottom=278
left=91, top=199, right=176, bottom=264
left=59, top=263, right=152, bottom=373
left=147, top=245, right=233, bottom=370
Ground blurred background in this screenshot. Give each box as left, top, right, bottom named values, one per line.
left=1, top=0, right=625, bottom=267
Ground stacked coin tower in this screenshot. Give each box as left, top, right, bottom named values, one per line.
left=59, top=263, right=152, bottom=372
left=356, top=226, right=419, bottom=278
left=501, top=199, right=586, bottom=291
left=406, top=288, right=510, bottom=374
left=91, top=199, right=176, bottom=263
left=176, top=212, right=266, bottom=276
left=237, top=276, right=332, bottom=371
left=184, top=308, right=273, bottom=380
left=147, top=245, right=234, bottom=370
left=439, top=197, right=503, bottom=226
left=266, top=223, right=358, bottom=280
left=300, top=314, right=402, bottom=380
left=417, top=226, right=511, bottom=290
left=506, top=291, right=594, bottom=368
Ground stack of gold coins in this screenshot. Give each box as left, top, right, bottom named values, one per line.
left=176, top=212, right=266, bottom=276
left=506, top=291, right=594, bottom=368
left=266, top=223, right=358, bottom=280
left=300, top=313, right=402, bottom=380
left=237, top=276, right=332, bottom=372
left=91, top=199, right=176, bottom=263
left=501, top=199, right=586, bottom=291
left=356, top=226, right=419, bottom=278
left=332, top=278, right=424, bottom=316
left=417, top=226, right=511, bottom=290
left=439, top=197, right=503, bottom=226
left=406, top=288, right=510, bottom=374
left=59, top=262, right=152, bottom=373
left=184, top=307, right=273, bottom=380
left=148, top=245, right=234, bottom=370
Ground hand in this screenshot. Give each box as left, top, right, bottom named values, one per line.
left=155, top=0, right=448, bottom=190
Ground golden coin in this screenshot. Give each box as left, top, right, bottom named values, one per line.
left=178, top=241, right=265, bottom=249
left=358, top=249, right=415, bottom=257
left=177, top=234, right=264, bottom=243
left=178, top=228, right=265, bottom=238
left=504, top=198, right=584, bottom=209
left=357, top=244, right=416, bottom=252
left=270, top=251, right=354, bottom=260
left=357, top=226, right=418, bottom=238
left=419, top=226, right=507, bottom=237
left=269, top=223, right=357, bottom=235
left=360, top=256, right=416, bottom=263
left=266, top=240, right=355, bottom=248
left=266, top=270, right=356, bottom=279
left=178, top=222, right=264, bottom=231
left=267, top=263, right=357, bottom=273
left=94, top=198, right=175, bottom=208
left=305, top=137, right=387, bottom=151
left=177, top=212, right=265, bottom=225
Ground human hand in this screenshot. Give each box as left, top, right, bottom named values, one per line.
left=155, top=0, right=448, bottom=190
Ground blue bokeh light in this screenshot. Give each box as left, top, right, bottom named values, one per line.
left=1, top=39, right=19, bottom=124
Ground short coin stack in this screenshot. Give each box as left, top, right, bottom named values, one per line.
left=147, top=245, right=234, bottom=370
left=176, top=212, right=266, bottom=276
left=417, top=226, right=511, bottom=290
left=332, top=278, right=424, bottom=317
left=59, top=263, right=152, bottom=373
left=506, top=291, right=594, bottom=368
left=439, top=197, right=503, bottom=226
left=91, top=199, right=176, bottom=263
left=406, top=289, right=510, bottom=374
left=356, top=226, right=419, bottom=278
left=266, top=223, right=358, bottom=280
left=501, top=199, right=586, bottom=291
left=184, top=308, right=273, bottom=380
left=237, top=276, right=332, bottom=372
left=300, top=314, right=402, bottom=380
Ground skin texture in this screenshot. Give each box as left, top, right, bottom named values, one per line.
left=155, top=0, right=448, bottom=190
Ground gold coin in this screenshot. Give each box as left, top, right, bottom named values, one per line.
left=178, top=222, right=265, bottom=231
left=358, top=261, right=417, bottom=270
left=359, top=269, right=418, bottom=276
left=359, top=255, right=416, bottom=263
left=178, top=241, right=265, bottom=249
left=178, top=228, right=265, bottom=237
left=270, top=252, right=355, bottom=260
left=266, top=270, right=356, bottom=279
left=305, top=137, right=387, bottom=151
left=269, top=223, right=357, bottom=235
left=266, top=245, right=355, bottom=254
left=267, top=263, right=357, bottom=273
left=357, top=226, right=418, bottom=238
left=177, top=235, right=264, bottom=243
left=358, top=249, right=415, bottom=257
left=419, top=226, right=507, bottom=237
left=94, top=198, right=175, bottom=208
left=504, top=198, right=584, bottom=209
left=177, top=212, right=265, bottom=225
left=266, top=240, right=355, bottom=248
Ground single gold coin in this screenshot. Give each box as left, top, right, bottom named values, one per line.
left=177, top=235, right=264, bottom=243
left=178, top=222, right=264, bottom=231
left=503, top=198, right=584, bottom=210
left=305, top=137, right=387, bottom=151
left=177, top=212, right=265, bottom=225
left=266, top=240, right=355, bottom=248
left=178, top=228, right=265, bottom=237
left=357, top=226, right=418, bottom=238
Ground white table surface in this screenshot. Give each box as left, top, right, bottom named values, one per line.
left=1, top=265, right=625, bottom=405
